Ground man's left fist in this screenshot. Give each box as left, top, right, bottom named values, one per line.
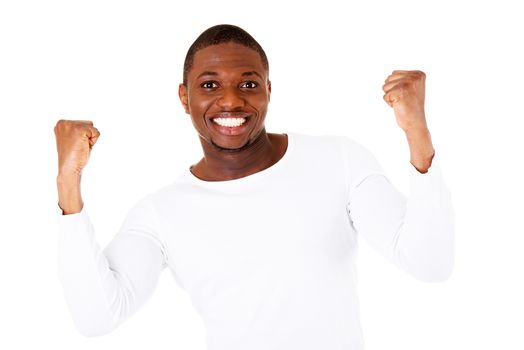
left=382, top=70, right=427, bottom=132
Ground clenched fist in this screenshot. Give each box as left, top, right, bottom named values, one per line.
left=54, top=120, right=100, bottom=177
left=382, top=70, right=427, bottom=132
left=382, top=70, right=435, bottom=173
left=54, top=120, right=100, bottom=214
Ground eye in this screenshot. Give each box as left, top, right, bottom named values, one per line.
left=240, top=81, right=258, bottom=89
left=201, top=81, right=218, bottom=89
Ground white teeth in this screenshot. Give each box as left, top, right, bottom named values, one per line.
left=212, top=117, right=246, bottom=127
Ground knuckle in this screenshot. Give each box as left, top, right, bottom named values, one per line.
left=73, top=123, right=84, bottom=132
left=55, top=119, right=69, bottom=132
left=413, top=70, right=425, bottom=79
left=398, top=81, right=409, bottom=90
left=395, top=85, right=408, bottom=97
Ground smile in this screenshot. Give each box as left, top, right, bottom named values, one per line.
left=212, top=117, right=247, bottom=127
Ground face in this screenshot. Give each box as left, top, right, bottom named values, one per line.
left=178, top=42, right=271, bottom=151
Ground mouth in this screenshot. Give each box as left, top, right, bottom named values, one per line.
left=208, top=112, right=252, bottom=135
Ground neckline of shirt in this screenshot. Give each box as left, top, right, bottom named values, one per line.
left=184, top=132, right=296, bottom=188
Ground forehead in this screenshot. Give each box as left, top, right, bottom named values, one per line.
left=190, top=42, right=266, bottom=78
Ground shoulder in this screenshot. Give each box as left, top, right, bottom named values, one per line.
left=310, top=133, right=386, bottom=187
left=290, top=132, right=374, bottom=158
left=288, top=132, right=354, bottom=156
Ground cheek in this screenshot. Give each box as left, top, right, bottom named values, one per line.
left=251, top=95, right=270, bottom=113
left=189, top=94, right=214, bottom=114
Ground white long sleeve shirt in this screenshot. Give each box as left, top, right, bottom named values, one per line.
left=57, top=132, right=454, bottom=350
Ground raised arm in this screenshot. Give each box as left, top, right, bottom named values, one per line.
left=345, top=144, right=455, bottom=282
left=344, top=70, right=455, bottom=282
left=382, top=70, right=435, bottom=173
left=54, top=120, right=168, bottom=336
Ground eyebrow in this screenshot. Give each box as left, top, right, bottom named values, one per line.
left=196, top=70, right=264, bottom=80
left=241, top=71, right=263, bottom=79
left=197, top=71, right=218, bottom=79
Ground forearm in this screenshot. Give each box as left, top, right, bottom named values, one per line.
left=404, top=126, right=435, bottom=174
left=58, top=210, right=123, bottom=336
left=57, top=200, right=167, bottom=337
left=392, top=155, right=455, bottom=282
left=350, top=157, right=454, bottom=283
left=57, top=174, right=83, bottom=214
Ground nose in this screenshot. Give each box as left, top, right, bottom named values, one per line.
left=216, top=87, right=245, bottom=110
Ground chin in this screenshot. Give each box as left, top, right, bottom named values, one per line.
left=211, top=139, right=252, bottom=152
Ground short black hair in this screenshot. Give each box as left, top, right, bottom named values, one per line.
left=182, top=24, right=269, bottom=86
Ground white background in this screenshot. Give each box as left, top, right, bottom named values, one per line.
left=1, top=0, right=523, bottom=349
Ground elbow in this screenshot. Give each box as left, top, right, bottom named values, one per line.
left=60, top=296, right=121, bottom=337
left=73, top=316, right=119, bottom=337
left=406, top=249, right=455, bottom=283
left=411, top=259, right=454, bottom=283
left=400, top=226, right=455, bottom=283
left=62, top=295, right=122, bottom=338
left=77, top=327, right=111, bottom=338
left=400, top=244, right=455, bottom=283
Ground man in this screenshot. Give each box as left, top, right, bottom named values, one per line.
left=56, top=24, right=454, bottom=349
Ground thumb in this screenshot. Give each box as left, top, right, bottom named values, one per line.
left=87, top=127, right=101, bottom=149
left=383, top=91, right=400, bottom=108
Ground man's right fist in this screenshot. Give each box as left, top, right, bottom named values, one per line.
left=54, top=120, right=100, bottom=177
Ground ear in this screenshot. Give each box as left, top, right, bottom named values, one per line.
left=267, top=80, right=271, bottom=101
left=178, top=83, right=190, bottom=114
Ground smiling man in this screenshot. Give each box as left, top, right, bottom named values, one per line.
left=56, top=24, right=454, bottom=350
left=179, top=37, right=286, bottom=181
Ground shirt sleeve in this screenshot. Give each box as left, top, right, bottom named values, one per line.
left=341, top=137, right=455, bottom=282
left=57, top=196, right=169, bottom=337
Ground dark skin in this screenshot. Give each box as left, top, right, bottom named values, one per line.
left=54, top=41, right=434, bottom=214
left=178, top=42, right=287, bottom=181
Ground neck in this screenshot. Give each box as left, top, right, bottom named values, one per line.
left=194, top=129, right=277, bottom=181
